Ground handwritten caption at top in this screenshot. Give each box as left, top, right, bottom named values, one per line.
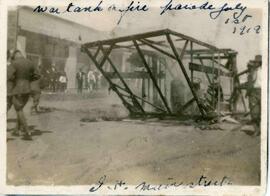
left=32, top=0, right=261, bottom=35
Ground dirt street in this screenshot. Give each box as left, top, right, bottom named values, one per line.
left=6, top=92, right=260, bottom=186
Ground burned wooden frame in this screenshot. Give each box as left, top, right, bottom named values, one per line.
left=82, top=29, right=242, bottom=118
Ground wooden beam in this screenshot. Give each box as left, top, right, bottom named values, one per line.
left=189, top=62, right=232, bottom=77
left=180, top=40, right=189, bottom=59
left=168, top=29, right=219, bottom=51
left=115, top=85, right=167, bottom=113
left=139, top=39, right=176, bottom=59
left=83, top=28, right=221, bottom=51
left=83, top=45, right=134, bottom=114
left=133, top=40, right=172, bottom=114
left=138, top=39, right=176, bottom=79
left=84, top=29, right=169, bottom=48
left=99, top=46, right=145, bottom=114
left=193, top=56, right=229, bottom=60
left=94, top=45, right=101, bottom=58
left=166, top=34, right=205, bottom=116
left=104, top=71, right=165, bottom=79
left=199, top=59, right=212, bottom=84
left=96, top=44, right=114, bottom=68
left=185, top=49, right=237, bottom=55
left=181, top=98, right=195, bottom=111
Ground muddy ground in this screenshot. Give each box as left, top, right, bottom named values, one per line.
left=6, top=91, right=260, bottom=186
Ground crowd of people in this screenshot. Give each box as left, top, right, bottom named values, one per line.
left=76, top=68, right=102, bottom=94
left=42, top=64, right=68, bottom=93
left=42, top=66, right=101, bottom=94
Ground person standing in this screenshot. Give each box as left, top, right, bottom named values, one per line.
left=93, top=69, right=99, bottom=90
left=11, top=50, right=40, bottom=139
left=87, top=69, right=96, bottom=92
left=7, top=50, right=15, bottom=112
left=76, top=68, right=84, bottom=93
left=246, top=55, right=261, bottom=136
left=59, top=72, right=68, bottom=92
left=206, top=75, right=224, bottom=109
left=30, top=65, right=42, bottom=114
left=48, top=63, right=57, bottom=92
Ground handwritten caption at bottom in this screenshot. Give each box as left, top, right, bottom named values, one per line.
left=88, top=175, right=233, bottom=192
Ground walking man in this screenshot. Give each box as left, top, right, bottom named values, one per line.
left=11, top=50, right=40, bottom=140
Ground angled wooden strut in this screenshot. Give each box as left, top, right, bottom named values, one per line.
left=99, top=45, right=145, bottom=114
left=113, top=83, right=166, bottom=112
left=133, top=40, right=172, bottom=114
left=138, top=39, right=176, bottom=78
left=82, top=45, right=135, bottom=114
left=94, top=45, right=101, bottom=58
left=166, top=34, right=206, bottom=116
left=82, top=29, right=239, bottom=117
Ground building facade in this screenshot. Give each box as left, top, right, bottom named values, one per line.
left=8, top=6, right=104, bottom=91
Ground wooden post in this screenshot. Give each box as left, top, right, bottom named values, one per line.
left=133, top=40, right=172, bottom=114
left=83, top=45, right=134, bottom=114
left=99, top=46, right=145, bottom=114
left=166, top=34, right=205, bottom=116
left=217, top=52, right=221, bottom=121
left=190, top=41, right=194, bottom=82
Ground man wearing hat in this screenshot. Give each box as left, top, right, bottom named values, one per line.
left=246, top=55, right=261, bottom=136
left=11, top=50, right=40, bottom=139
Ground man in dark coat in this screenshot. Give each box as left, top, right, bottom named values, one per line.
left=11, top=50, right=40, bottom=139
left=49, top=64, right=58, bottom=92
left=7, top=50, right=15, bottom=112
left=76, top=68, right=84, bottom=94
left=246, top=55, right=261, bottom=136
left=237, top=55, right=261, bottom=136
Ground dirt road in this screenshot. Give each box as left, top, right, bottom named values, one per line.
left=6, top=92, right=260, bottom=186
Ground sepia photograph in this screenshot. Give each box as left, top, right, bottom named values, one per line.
left=0, top=0, right=268, bottom=195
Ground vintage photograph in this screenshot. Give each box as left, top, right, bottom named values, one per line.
left=1, top=0, right=268, bottom=194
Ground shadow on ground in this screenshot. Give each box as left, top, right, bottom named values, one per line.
left=7, top=125, right=52, bottom=142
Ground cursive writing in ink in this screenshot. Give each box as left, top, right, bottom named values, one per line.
left=160, top=0, right=215, bottom=15
left=197, top=175, right=232, bottom=186
left=209, top=3, right=246, bottom=20
left=33, top=5, right=61, bottom=14
left=65, top=1, right=103, bottom=13
left=89, top=175, right=106, bottom=192
left=117, top=1, right=149, bottom=24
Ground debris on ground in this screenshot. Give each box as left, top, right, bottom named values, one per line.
left=80, top=104, right=127, bottom=122
left=220, top=115, right=240, bottom=124
left=194, top=123, right=224, bottom=131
